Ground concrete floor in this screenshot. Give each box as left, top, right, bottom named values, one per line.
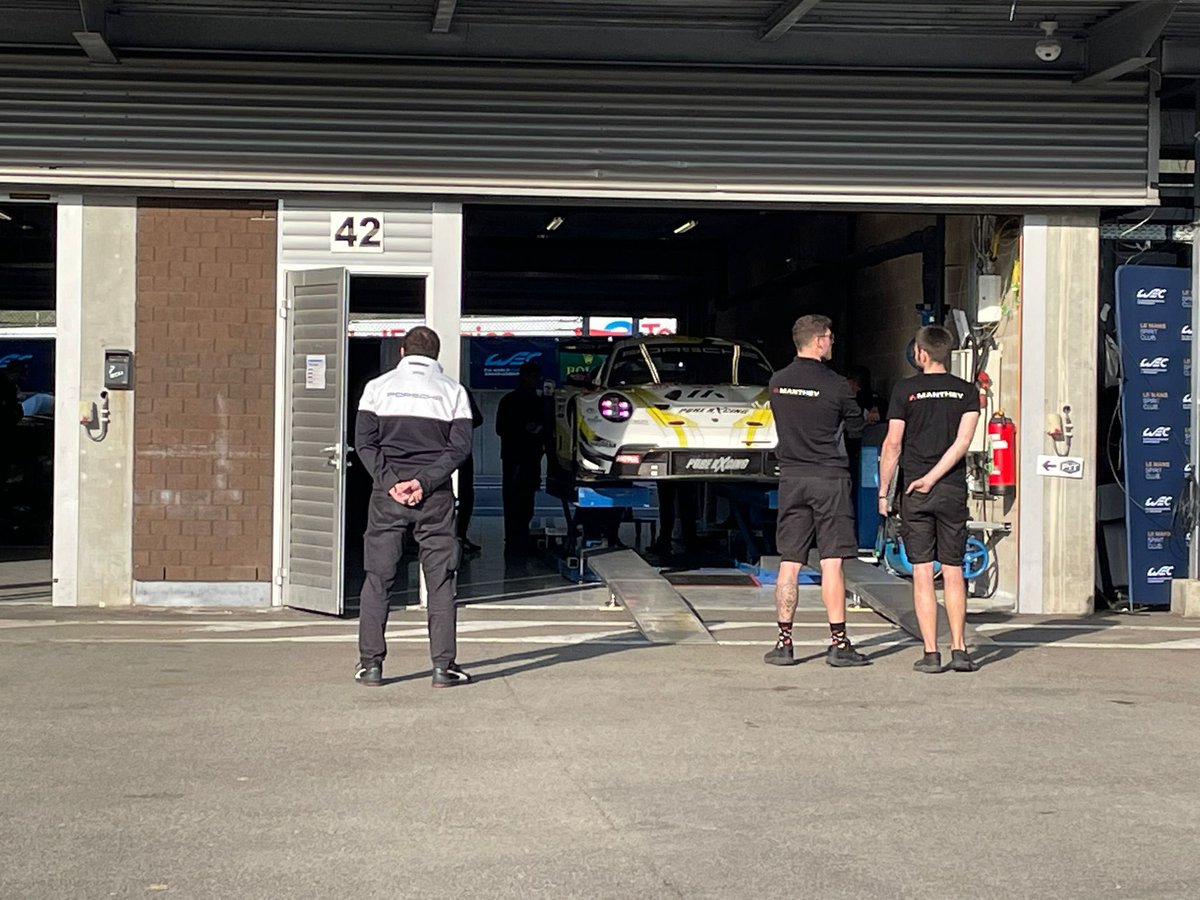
left=4, top=513, right=1196, bottom=897
left=2, top=595, right=1199, bottom=899
left=0, top=556, right=52, bottom=602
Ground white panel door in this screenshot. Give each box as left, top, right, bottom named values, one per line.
left=283, top=268, right=348, bottom=614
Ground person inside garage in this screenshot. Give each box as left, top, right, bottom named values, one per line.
left=847, top=365, right=884, bottom=424
left=765, top=314, right=871, bottom=669
left=0, top=360, right=24, bottom=508
left=651, top=481, right=699, bottom=557
left=496, top=360, right=551, bottom=556
left=877, top=325, right=980, bottom=674
left=353, top=326, right=475, bottom=689
left=455, top=386, right=484, bottom=556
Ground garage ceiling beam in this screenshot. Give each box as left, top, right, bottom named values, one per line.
left=78, top=0, right=112, bottom=33
left=1077, top=0, right=1179, bottom=86
left=760, top=0, right=823, bottom=43
left=432, top=0, right=458, bottom=34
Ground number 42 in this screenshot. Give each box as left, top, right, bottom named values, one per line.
left=332, top=215, right=383, bottom=251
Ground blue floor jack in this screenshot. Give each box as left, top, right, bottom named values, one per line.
left=546, top=476, right=657, bottom=584
left=876, top=513, right=991, bottom=582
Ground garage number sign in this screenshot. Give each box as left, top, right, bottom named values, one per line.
left=330, top=212, right=384, bottom=253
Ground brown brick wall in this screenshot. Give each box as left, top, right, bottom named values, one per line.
left=133, top=200, right=277, bottom=582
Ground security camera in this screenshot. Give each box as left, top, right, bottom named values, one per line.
left=1036, top=39, right=1062, bottom=61
left=1035, top=19, right=1062, bottom=62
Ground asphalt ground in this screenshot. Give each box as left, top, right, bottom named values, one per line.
left=2, top=592, right=1199, bottom=900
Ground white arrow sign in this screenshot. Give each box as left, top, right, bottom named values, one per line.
left=1037, top=455, right=1084, bottom=479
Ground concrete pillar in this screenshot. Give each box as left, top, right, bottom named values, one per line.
left=430, top=203, right=463, bottom=379
left=54, top=197, right=137, bottom=606
left=52, top=197, right=83, bottom=607
left=1177, top=221, right=1200, bottom=617
left=1017, top=214, right=1100, bottom=615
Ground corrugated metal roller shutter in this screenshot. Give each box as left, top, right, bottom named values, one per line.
left=0, top=54, right=1152, bottom=205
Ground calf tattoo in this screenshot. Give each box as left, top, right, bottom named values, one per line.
left=776, top=581, right=798, bottom=622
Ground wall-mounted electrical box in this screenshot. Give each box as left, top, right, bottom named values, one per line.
left=977, top=274, right=1004, bottom=324
left=104, top=349, right=134, bottom=390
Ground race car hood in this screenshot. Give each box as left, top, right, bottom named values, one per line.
left=617, top=384, right=776, bottom=448
left=627, top=383, right=768, bottom=409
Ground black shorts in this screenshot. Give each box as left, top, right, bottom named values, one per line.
left=900, top=481, right=969, bottom=566
left=776, top=475, right=858, bottom=564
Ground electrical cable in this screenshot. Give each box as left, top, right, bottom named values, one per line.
left=1172, top=465, right=1200, bottom=551
left=1117, top=211, right=1156, bottom=240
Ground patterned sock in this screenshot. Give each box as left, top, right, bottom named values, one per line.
left=777, top=622, right=793, bottom=646
left=829, top=622, right=848, bottom=646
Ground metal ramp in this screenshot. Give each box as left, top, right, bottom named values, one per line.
left=835, top=556, right=995, bottom=648
left=586, top=549, right=714, bottom=644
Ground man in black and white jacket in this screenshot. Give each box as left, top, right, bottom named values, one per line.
left=353, top=326, right=474, bottom=688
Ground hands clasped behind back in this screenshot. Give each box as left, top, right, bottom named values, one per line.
left=389, top=479, right=424, bottom=507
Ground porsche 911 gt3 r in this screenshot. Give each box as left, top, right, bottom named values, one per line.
left=553, top=337, right=779, bottom=481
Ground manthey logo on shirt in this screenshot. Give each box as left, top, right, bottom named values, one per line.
left=907, top=389, right=966, bottom=402
left=1139, top=356, right=1170, bottom=375
left=1136, top=287, right=1168, bottom=306
left=772, top=386, right=820, bottom=398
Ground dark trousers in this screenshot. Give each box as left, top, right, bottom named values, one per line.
left=359, top=488, right=459, bottom=668
left=657, top=481, right=699, bottom=544
left=501, top=456, right=540, bottom=546
left=455, top=455, right=475, bottom=540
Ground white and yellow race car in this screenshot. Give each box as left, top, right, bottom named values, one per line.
left=553, top=336, right=779, bottom=481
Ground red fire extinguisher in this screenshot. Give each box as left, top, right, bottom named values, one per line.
left=988, top=412, right=1016, bottom=497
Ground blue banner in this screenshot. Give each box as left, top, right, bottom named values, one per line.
left=468, top=337, right=557, bottom=390
left=1115, top=265, right=1193, bottom=606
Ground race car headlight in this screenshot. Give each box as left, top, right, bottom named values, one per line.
left=598, top=393, right=633, bottom=423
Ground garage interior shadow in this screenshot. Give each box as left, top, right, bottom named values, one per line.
left=1, top=202, right=56, bottom=603
left=337, top=204, right=1024, bottom=620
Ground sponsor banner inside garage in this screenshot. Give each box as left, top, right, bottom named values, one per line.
left=1115, top=265, right=1194, bottom=605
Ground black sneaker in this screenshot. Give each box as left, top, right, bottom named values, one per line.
left=763, top=640, right=799, bottom=666
left=913, top=651, right=945, bottom=674
left=948, top=649, right=979, bottom=673
left=826, top=640, right=872, bottom=668
left=432, top=662, right=473, bottom=688
left=355, top=661, right=383, bottom=687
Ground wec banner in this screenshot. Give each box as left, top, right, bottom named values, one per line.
left=1115, top=265, right=1194, bottom=606
left=468, top=337, right=557, bottom=389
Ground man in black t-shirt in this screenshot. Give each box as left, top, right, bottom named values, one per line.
left=764, top=314, right=870, bottom=669
left=879, top=325, right=981, bottom=674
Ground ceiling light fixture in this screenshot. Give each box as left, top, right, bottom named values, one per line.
left=545, top=216, right=564, bottom=232
left=673, top=219, right=699, bottom=235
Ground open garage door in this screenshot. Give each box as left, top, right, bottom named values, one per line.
left=283, top=268, right=348, bottom=614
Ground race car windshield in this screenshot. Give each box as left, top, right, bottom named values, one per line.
left=609, top=344, right=772, bottom=386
